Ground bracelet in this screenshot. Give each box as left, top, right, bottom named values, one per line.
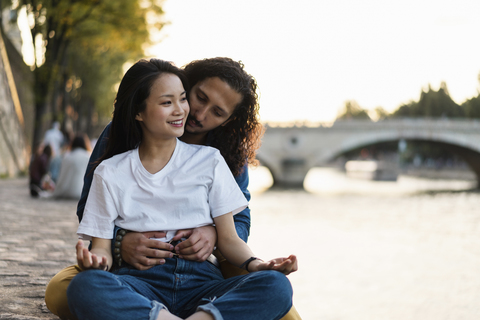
left=239, top=257, right=262, bottom=272
left=114, top=229, right=128, bottom=267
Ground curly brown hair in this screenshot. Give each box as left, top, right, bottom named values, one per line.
left=183, top=57, right=265, bottom=176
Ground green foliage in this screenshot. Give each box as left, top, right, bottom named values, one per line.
left=340, top=76, right=480, bottom=121
left=374, top=106, right=388, bottom=118
left=461, top=95, right=480, bottom=119
left=15, top=0, right=164, bottom=143
left=0, top=0, right=12, bottom=11
left=65, top=0, right=163, bottom=123
left=336, top=100, right=371, bottom=121
left=391, top=82, right=465, bottom=118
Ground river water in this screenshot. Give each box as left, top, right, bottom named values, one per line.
left=246, top=167, right=480, bottom=320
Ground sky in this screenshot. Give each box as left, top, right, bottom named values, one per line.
left=146, top=0, right=480, bottom=123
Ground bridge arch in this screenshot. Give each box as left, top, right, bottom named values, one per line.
left=255, top=154, right=277, bottom=183
left=317, top=131, right=480, bottom=187
left=258, top=120, right=480, bottom=187
left=320, top=131, right=480, bottom=163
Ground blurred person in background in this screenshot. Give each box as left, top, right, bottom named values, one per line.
left=43, top=121, right=66, bottom=183
left=29, top=144, right=53, bottom=197
left=43, top=121, right=64, bottom=156
left=50, top=135, right=92, bottom=200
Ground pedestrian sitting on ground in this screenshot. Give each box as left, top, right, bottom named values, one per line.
left=49, top=135, right=91, bottom=200
left=29, top=144, right=54, bottom=197
left=65, top=58, right=297, bottom=320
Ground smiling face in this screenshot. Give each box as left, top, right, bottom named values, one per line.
left=184, top=77, right=243, bottom=143
left=135, top=73, right=189, bottom=141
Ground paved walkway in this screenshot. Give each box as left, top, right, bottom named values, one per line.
left=0, top=178, right=79, bottom=320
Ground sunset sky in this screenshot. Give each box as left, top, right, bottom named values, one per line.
left=147, top=0, right=480, bottom=123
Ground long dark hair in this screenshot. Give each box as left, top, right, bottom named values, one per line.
left=183, top=57, right=264, bottom=176
left=71, top=135, right=88, bottom=151
left=99, top=59, right=189, bottom=164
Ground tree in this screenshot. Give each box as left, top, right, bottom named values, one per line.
left=369, top=106, right=389, bottom=121
left=392, top=102, right=415, bottom=117
left=336, top=100, right=371, bottom=121
left=11, top=0, right=164, bottom=146
left=462, top=96, right=480, bottom=119
left=461, top=73, right=480, bottom=119
left=391, top=82, right=464, bottom=118
left=60, top=0, right=164, bottom=135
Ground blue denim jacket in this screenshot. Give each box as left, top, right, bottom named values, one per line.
left=76, top=123, right=252, bottom=252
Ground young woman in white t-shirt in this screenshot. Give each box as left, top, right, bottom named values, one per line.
left=67, top=59, right=297, bottom=320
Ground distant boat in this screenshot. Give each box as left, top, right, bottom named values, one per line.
left=345, top=160, right=398, bottom=181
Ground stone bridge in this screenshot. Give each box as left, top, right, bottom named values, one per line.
left=257, top=119, right=480, bottom=187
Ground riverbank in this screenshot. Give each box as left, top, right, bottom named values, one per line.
left=2, top=175, right=480, bottom=319
left=0, top=178, right=78, bottom=319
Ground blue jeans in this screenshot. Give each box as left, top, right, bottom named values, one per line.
left=67, top=257, right=292, bottom=320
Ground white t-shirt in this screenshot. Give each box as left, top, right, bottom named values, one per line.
left=52, top=148, right=90, bottom=199
left=43, top=127, right=64, bottom=156
left=77, top=139, right=248, bottom=242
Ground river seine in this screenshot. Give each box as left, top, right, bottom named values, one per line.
left=246, top=167, right=480, bottom=320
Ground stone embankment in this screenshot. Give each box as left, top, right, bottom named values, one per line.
left=0, top=178, right=78, bottom=320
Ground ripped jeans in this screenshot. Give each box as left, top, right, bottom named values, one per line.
left=67, top=257, right=293, bottom=320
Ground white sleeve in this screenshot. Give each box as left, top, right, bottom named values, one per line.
left=76, top=170, right=118, bottom=240
left=208, top=154, right=248, bottom=218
